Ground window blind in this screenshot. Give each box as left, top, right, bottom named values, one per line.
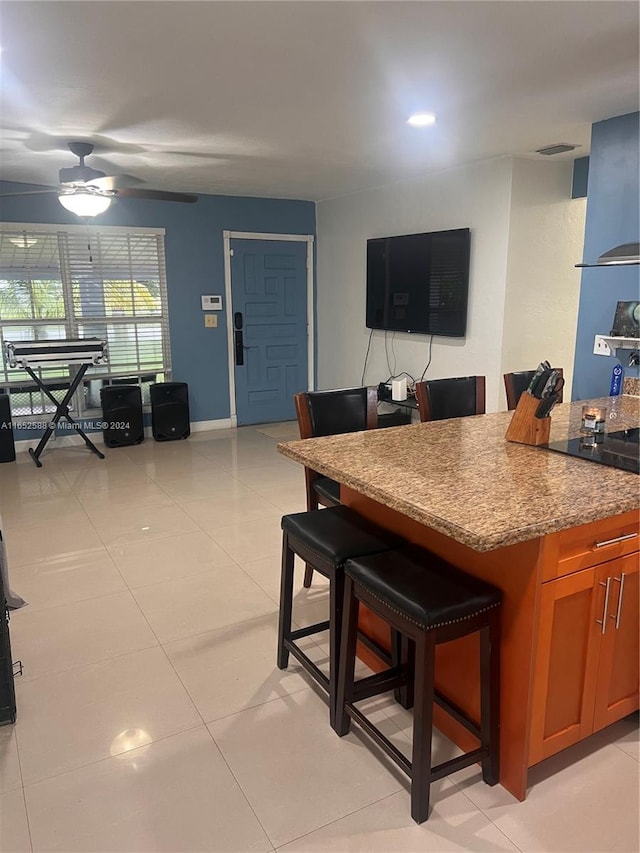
left=0, top=224, right=171, bottom=416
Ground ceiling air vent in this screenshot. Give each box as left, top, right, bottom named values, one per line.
left=536, top=143, right=578, bottom=156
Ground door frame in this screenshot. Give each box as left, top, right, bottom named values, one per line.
left=223, top=230, right=315, bottom=427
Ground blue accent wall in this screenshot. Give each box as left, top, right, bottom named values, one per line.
left=572, top=113, right=640, bottom=400
left=0, top=183, right=316, bottom=423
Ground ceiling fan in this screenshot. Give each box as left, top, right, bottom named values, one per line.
left=0, top=141, right=198, bottom=216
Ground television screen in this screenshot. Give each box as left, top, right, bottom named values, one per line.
left=366, top=228, right=470, bottom=336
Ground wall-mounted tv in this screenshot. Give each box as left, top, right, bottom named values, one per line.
left=366, top=227, right=470, bottom=337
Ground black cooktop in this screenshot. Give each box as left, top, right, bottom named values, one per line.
left=544, top=428, right=639, bottom=475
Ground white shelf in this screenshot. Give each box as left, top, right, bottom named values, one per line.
left=593, top=335, right=640, bottom=356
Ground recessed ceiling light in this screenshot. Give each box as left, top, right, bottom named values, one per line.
left=407, top=113, right=436, bottom=128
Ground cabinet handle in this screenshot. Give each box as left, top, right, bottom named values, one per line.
left=596, top=578, right=612, bottom=634
left=593, top=532, right=637, bottom=549
left=610, top=574, right=626, bottom=630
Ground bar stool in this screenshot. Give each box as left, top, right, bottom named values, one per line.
left=277, top=505, right=398, bottom=727
left=293, top=387, right=378, bottom=588
left=333, top=545, right=501, bottom=823
left=414, top=376, right=486, bottom=422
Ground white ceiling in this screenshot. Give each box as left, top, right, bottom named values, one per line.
left=0, top=1, right=638, bottom=202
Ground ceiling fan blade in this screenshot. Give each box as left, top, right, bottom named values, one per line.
left=0, top=188, right=58, bottom=198
left=112, top=187, right=198, bottom=203
left=85, top=174, right=144, bottom=190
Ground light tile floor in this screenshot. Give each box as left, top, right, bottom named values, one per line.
left=0, top=424, right=638, bottom=852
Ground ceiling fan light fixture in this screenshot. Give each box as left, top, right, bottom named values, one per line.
left=58, top=189, right=112, bottom=217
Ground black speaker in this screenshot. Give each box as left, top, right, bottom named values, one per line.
left=100, top=385, right=144, bottom=448
left=150, top=382, right=190, bottom=441
left=0, top=394, right=16, bottom=463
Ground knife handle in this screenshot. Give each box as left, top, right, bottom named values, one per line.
left=527, top=363, right=546, bottom=393
left=536, top=394, right=558, bottom=418
left=532, top=369, right=552, bottom=398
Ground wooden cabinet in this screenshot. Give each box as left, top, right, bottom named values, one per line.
left=530, top=551, right=639, bottom=765
left=343, top=486, right=638, bottom=799
left=592, top=554, right=639, bottom=731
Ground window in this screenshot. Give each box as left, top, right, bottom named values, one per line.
left=0, top=224, right=171, bottom=417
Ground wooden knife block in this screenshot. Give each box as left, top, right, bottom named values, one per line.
left=505, top=392, right=551, bottom=446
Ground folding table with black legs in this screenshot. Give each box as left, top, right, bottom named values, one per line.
left=4, top=338, right=108, bottom=468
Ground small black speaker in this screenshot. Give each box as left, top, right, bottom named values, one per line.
left=100, top=385, right=144, bottom=448
left=0, top=394, right=16, bottom=463
left=150, top=382, right=190, bottom=441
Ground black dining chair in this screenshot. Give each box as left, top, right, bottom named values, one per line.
left=294, top=387, right=378, bottom=587
left=504, top=369, right=564, bottom=411
left=414, top=376, right=486, bottom=422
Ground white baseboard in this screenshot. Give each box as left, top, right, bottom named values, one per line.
left=190, top=418, right=234, bottom=433
left=12, top=418, right=234, bottom=453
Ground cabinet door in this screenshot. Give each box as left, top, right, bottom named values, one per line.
left=593, top=554, right=640, bottom=732
left=529, top=566, right=602, bottom=765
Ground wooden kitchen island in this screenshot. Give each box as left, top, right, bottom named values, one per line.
left=278, top=395, right=640, bottom=801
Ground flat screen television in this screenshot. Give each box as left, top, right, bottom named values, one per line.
left=366, top=227, right=470, bottom=336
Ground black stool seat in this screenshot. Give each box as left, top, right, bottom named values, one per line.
left=335, top=545, right=502, bottom=824
left=278, top=506, right=399, bottom=727
left=282, top=505, right=396, bottom=576
left=312, top=476, right=340, bottom=506
left=345, top=547, right=501, bottom=629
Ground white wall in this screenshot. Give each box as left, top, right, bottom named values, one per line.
left=316, top=155, right=586, bottom=412
left=501, top=159, right=586, bottom=403
left=316, top=156, right=514, bottom=411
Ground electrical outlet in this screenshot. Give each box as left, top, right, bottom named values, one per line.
left=205, top=315, right=218, bottom=328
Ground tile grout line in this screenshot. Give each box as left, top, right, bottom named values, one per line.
left=271, top=789, right=405, bottom=851
left=18, top=722, right=206, bottom=792
left=18, top=783, right=35, bottom=853
left=5, top=726, right=34, bottom=852
left=146, top=598, right=318, bottom=734
left=202, top=717, right=291, bottom=851
left=12, top=636, right=160, bottom=689
left=612, top=740, right=640, bottom=763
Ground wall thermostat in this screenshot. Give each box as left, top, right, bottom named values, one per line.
left=201, top=295, right=222, bottom=311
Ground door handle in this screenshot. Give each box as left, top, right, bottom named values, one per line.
left=235, top=330, right=244, bottom=366
left=596, top=578, right=612, bottom=634
left=610, top=574, right=626, bottom=629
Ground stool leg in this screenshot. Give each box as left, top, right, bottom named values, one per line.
left=410, top=631, right=435, bottom=824
left=392, top=632, right=415, bottom=710
left=277, top=532, right=295, bottom=670
left=303, top=564, right=314, bottom=588
left=333, top=576, right=359, bottom=737
left=302, top=487, right=320, bottom=589
left=480, top=608, right=501, bottom=786
left=328, top=570, right=344, bottom=728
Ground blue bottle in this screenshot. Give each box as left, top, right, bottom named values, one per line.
left=610, top=363, right=624, bottom=396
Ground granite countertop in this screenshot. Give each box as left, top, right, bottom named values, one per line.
left=623, top=377, right=640, bottom=397
left=278, top=396, right=640, bottom=552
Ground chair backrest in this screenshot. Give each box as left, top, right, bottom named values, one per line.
left=414, top=376, right=486, bottom=422
left=294, top=387, right=378, bottom=439
left=504, top=368, right=564, bottom=411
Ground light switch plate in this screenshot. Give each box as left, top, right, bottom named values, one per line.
left=201, top=295, right=222, bottom=311
left=204, top=315, right=218, bottom=328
